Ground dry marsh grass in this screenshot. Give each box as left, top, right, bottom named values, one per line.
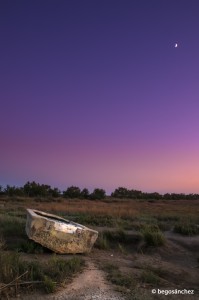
left=33, top=199, right=199, bottom=222
left=36, top=199, right=139, bottom=218
left=1, top=197, right=199, bottom=222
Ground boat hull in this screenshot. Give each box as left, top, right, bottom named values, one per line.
left=25, top=209, right=98, bottom=254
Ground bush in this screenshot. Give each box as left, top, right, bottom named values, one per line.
left=45, top=256, right=85, bottom=282
left=43, top=275, right=56, bottom=293
left=173, top=222, right=199, bottom=236
left=140, top=225, right=166, bottom=247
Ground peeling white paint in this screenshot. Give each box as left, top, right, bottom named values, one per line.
left=54, top=221, right=82, bottom=234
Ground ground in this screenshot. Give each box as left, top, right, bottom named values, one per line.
left=11, top=229, right=199, bottom=300
left=0, top=197, right=199, bottom=299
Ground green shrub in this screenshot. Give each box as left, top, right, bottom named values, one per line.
left=43, top=275, right=56, bottom=293
left=140, top=225, right=166, bottom=247
left=45, top=256, right=85, bottom=282
left=173, top=222, right=199, bottom=236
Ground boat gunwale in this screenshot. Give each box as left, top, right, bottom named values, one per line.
left=26, top=208, right=98, bottom=233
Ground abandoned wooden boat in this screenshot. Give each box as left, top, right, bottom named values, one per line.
left=25, top=209, right=98, bottom=254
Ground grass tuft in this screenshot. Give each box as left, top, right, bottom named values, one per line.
left=140, top=225, right=166, bottom=247
left=0, top=215, right=26, bottom=239
left=0, top=249, right=85, bottom=297
left=102, top=263, right=135, bottom=288
left=141, top=269, right=160, bottom=285
left=19, top=240, right=44, bottom=254
left=173, top=221, right=199, bottom=236
left=95, top=232, right=110, bottom=249
left=43, top=275, right=56, bottom=293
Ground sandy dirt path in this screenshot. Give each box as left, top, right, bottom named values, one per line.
left=20, top=260, right=124, bottom=300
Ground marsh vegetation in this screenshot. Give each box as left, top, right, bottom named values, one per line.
left=0, top=195, right=198, bottom=299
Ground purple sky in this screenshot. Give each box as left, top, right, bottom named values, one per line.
left=1, top=0, right=199, bottom=194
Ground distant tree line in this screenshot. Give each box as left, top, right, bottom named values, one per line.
left=0, top=182, right=199, bottom=200
left=0, top=181, right=106, bottom=200
left=111, top=187, right=199, bottom=200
